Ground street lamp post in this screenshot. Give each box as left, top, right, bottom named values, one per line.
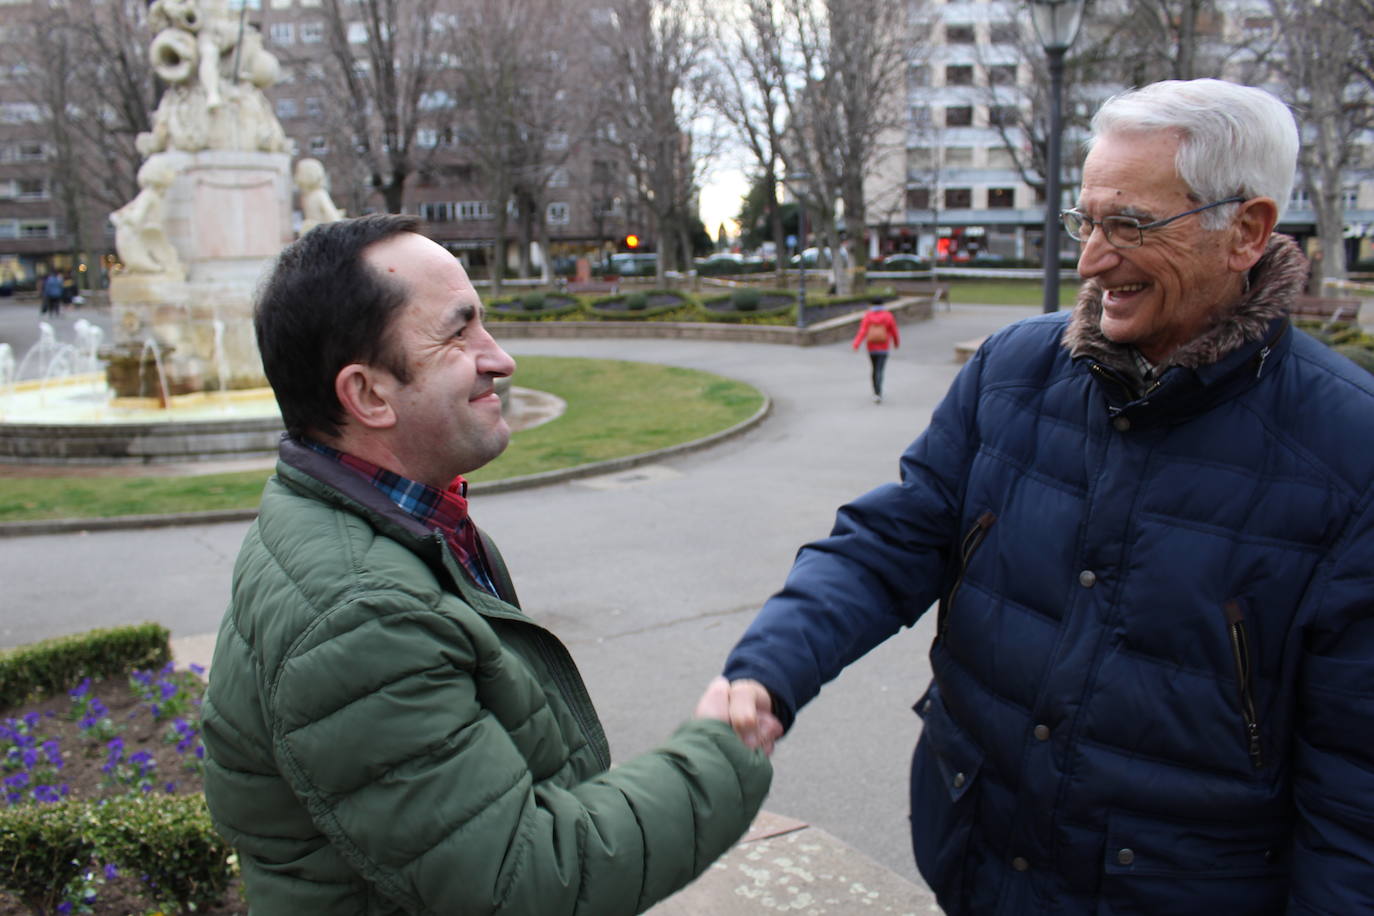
left=1030, top=0, right=1086, bottom=314
left=786, top=173, right=810, bottom=329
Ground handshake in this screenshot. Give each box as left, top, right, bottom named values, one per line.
left=694, top=677, right=786, bottom=755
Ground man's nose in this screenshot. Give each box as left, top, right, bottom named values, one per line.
left=1075, top=226, right=1119, bottom=279
left=479, top=338, right=517, bottom=379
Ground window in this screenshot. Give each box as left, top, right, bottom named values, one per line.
left=988, top=64, right=1017, bottom=86
left=17, top=142, right=45, bottom=161
left=304, top=97, right=323, bottom=118
left=545, top=131, right=569, bottom=151
left=945, top=24, right=975, bottom=44
left=16, top=178, right=47, bottom=200
left=20, top=220, right=54, bottom=239
left=987, top=188, right=1015, bottom=209
left=989, top=21, right=1017, bottom=43
left=416, top=128, right=438, bottom=148
left=0, top=220, right=14, bottom=239
left=308, top=136, right=329, bottom=155
left=0, top=103, right=41, bottom=124
left=592, top=159, right=614, bottom=184
left=987, top=147, right=1015, bottom=169
left=906, top=188, right=931, bottom=209
left=269, top=22, right=294, bottom=44
left=420, top=202, right=456, bottom=223
left=945, top=188, right=972, bottom=209
left=988, top=105, right=1019, bottom=128
left=546, top=202, right=570, bottom=225
left=270, top=0, right=292, bottom=8
left=275, top=98, right=298, bottom=119
left=548, top=167, right=570, bottom=188
left=945, top=65, right=974, bottom=87
left=347, top=22, right=369, bottom=43
left=1242, top=16, right=1273, bottom=31
left=459, top=201, right=494, bottom=220
left=907, top=147, right=935, bottom=171
left=911, top=105, right=932, bottom=125
left=300, top=20, right=324, bottom=42
left=945, top=106, right=973, bottom=127
left=909, top=64, right=930, bottom=85
left=945, top=146, right=973, bottom=166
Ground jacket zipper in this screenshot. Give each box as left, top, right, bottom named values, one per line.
left=938, top=511, right=997, bottom=640
left=1223, top=600, right=1265, bottom=769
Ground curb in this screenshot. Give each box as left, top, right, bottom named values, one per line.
left=0, top=395, right=772, bottom=538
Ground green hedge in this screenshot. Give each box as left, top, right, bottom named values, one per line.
left=0, top=794, right=234, bottom=914
left=0, top=624, right=170, bottom=709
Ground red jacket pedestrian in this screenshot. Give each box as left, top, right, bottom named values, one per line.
left=853, top=306, right=900, bottom=402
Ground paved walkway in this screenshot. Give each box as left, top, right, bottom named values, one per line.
left=0, top=299, right=1042, bottom=914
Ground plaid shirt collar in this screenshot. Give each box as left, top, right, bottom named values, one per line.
left=301, top=438, right=497, bottom=594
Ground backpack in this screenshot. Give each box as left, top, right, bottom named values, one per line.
left=43, top=274, right=63, bottom=298
left=865, top=319, right=889, bottom=346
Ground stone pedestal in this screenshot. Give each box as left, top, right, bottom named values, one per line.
left=109, top=150, right=292, bottom=393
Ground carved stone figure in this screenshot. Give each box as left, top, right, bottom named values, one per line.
left=111, top=155, right=184, bottom=279
left=294, top=159, right=345, bottom=236
left=138, top=0, right=288, bottom=155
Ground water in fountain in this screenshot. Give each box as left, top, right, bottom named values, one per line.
left=14, top=322, right=60, bottom=382
left=0, top=343, right=12, bottom=388
left=72, top=319, right=104, bottom=375
left=138, top=337, right=172, bottom=407
left=212, top=318, right=230, bottom=393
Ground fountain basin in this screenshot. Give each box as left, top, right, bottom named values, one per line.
left=0, top=375, right=283, bottom=464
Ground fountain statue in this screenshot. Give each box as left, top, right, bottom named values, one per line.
left=107, top=0, right=294, bottom=398
left=294, top=158, right=345, bottom=237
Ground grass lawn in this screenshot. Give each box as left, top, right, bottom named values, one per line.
left=941, top=278, right=1082, bottom=306
left=0, top=356, right=763, bottom=523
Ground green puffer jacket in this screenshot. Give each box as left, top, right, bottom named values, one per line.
left=201, top=440, right=771, bottom=914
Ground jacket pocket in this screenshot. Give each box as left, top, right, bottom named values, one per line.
left=937, top=510, right=997, bottom=641
left=1223, top=599, right=1265, bottom=770
left=911, top=682, right=985, bottom=910
left=1097, top=809, right=1289, bottom=914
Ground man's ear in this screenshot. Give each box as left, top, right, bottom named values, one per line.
left=1229, top=196, right=1279, bottom=272
left=334, top=363, right=397, bottom=430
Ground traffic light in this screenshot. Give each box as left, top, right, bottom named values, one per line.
left=623, top=233, right=641, bottom=250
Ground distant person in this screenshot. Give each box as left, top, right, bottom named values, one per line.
left=720, top=79, right=1374, bottom=914
left=39, top=271, right=64, bottom=316
left=200, top=214, right=771, bottom=914
left=852, top=301, right=900, bottom=402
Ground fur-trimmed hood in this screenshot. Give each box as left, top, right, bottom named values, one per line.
left=1062, top=233, right=1308, bottom=379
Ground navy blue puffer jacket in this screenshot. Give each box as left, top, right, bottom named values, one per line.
left=725, top=236, right=1374, bottom=915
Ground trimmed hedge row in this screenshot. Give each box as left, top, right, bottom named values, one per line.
left=0, top=624, right=170, bottom=709
left=0, top=625, right=236, bottom=914
left=0, top=793, right=234, bottom=914
left=485, top=286, right=899, bottom=325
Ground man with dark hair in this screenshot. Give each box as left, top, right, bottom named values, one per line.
left=202, top=214, right=771, bottom=914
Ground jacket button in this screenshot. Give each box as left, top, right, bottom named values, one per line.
left=952, top=772, right=966, bottom=788
left=1078, top=570, right=1097, bottom=588
left=1113, top=416, right=1131, bottom=431
left=1117, top=848, right=1135, bottom=866
left=1033, top=724, right=1050, bottom=741
left=1012, top=856, right=1029, bottom=872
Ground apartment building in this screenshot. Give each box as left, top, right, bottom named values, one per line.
left=873, top=0, right=1374, bottom=267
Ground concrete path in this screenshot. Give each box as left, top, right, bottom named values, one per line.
left=0, top=299, right=1042, bottom=913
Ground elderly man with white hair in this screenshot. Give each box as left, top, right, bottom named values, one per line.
left=720, top=79, right=1374, bottom=915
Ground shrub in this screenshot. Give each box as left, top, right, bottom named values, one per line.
left=96, top=793, right=236, bottom=913
left=731, top=288, right=762, bottom=312
left=0, top=625, right=171, bottom=709
left=625, top=291, right=648, bottom=311
left=0, top=798, right=95, bottom=913
left=521, top=292, right=546, bottom=312
left=1334, top=344, right=1374, bottom=374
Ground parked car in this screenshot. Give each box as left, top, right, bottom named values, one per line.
left=878, top=253, right=930, bottom=271
left=608, top=252, right=658, bottom=276
left=789, top=247, right=841, bottom=268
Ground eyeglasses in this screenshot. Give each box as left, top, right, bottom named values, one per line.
left=1059, top=196, right=1246, bottom=249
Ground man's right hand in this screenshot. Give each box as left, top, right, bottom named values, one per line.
left=724, top=678, right=785, bottom=756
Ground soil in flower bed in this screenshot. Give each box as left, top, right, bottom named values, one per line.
left=702, top=293, right=795, bottom=313
left=593, top=292, right=687, bottom=311
left=0, top=672, right=248, bottom=915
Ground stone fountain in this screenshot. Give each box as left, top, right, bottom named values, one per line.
left=0, top=0, right=346, bottom=463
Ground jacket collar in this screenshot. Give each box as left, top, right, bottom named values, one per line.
left=1061, top=233, right=1306, bottom=380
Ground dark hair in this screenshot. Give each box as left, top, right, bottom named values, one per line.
left=255, top=214, right=422, bottom=440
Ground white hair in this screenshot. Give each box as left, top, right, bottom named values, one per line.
left=1088, top=79, right=1299, bottom=227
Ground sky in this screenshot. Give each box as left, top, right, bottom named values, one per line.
left=698, top=166, right=751, bottom=241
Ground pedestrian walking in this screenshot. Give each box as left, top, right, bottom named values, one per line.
left=852, top=301, right=900, bottom=402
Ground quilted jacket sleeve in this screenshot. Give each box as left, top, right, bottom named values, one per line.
left=724, top=337, right=988, bottom=722
left=1289, top=492, right=1374, bottom=914
left=271, top=597, right=771, bottom=916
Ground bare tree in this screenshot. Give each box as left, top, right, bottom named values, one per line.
left=604, top=0, right=721, bottom=281
left=307, top=0, right=447, bottom=214
left=707, top=0, right=791, bottom=281
left=1263, top=0, right=1373, bottom=282
left=778, top=0, right=910, bottom=294
left=0, top=0, right=157, bottom=279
